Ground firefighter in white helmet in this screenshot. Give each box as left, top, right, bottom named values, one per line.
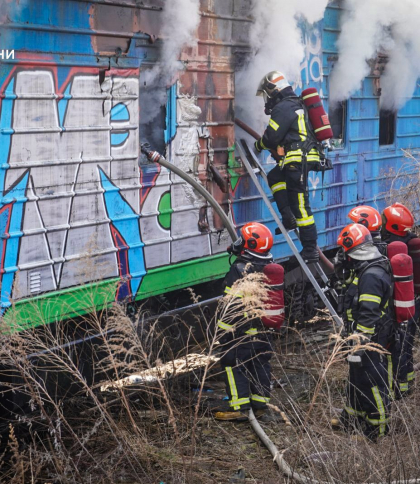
left=255, top=71, right=321, bottom=263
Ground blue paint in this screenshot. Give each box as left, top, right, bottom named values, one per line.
left=58, top=83, right=72, bottom=127
left=1, top=172, right=29, bottom=311
left=165, top=83, right=177, bottom=144
left=98, top=168, right=146, bottom=298
left=0, top=78, right=15, bottom=191
left=111, top=103, right=130, bottom=122
left=111, top=132, right=129, bottom=146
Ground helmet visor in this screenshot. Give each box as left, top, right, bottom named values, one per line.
left=348, top=244, right=381, bottom=261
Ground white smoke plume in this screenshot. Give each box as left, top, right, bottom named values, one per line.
left=329, top=0, right=420, bottom=110
left=236, top=0, right=330, bottom=130
left=146, top=0, right=200, bottom=84
left=141, top=0, right=200, bottom=133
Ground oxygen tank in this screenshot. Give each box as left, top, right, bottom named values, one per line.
left=301, top=88, right=333, bottom=142
left=262, top=263, right=285, bottom=330
left=387, top=241, right=408, bottom=259
left=391, top=253, right=415, bottom=323
left=408, top=238, right=420, bottom=295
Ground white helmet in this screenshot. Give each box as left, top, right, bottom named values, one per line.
left=256, top=71, right=290, bottom=103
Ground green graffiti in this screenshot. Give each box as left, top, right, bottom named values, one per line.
left=227, top=144, right=242, bottom=191
left=158, top=191, right=173, bottom=229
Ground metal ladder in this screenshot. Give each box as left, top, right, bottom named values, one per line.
left=236, top=140, right=343, bottom=328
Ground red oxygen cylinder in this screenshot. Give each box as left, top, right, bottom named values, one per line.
left=387, top=241, right=408, bottom=259
left=391, top=253, right=415, bottom=323
left=262, top=263, right=285, bottom=330
left=301, top=88, right=333, bottom=142
left=408, top=238, right=420, bottom=295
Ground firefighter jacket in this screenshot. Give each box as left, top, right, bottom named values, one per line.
left=255, top=90, right=320, bottom=167
left=218, top=253, right=272, bottom=342
left=343, top=257, right=393, bottom=346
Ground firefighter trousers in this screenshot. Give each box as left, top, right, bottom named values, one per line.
left=267, top=164, right=317, bottom=248
left=219, top=339, right=272, bottom=411
left=344, top=350, right=390, bottom=438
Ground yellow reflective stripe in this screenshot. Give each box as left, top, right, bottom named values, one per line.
left=387, top=355, right=394, bottom=399
left=226, top=367, right=240, bottom=410
left=271, top=182, right=286, bottom=193
left=359, top=294, right=381, bottom=304
left=268, top=119, right=279, bottom=131
left=218, top=320, right=233, bottom=331
left=245, top=328, right=258, bottom=335
left=344, top=406, right=366, bottom=417
left=298, top=193, right=308, bottom=220
left=352, top=277, right=359, bottom=286
left=400, top=382, right=409, bottom=392
left=284, top=157, right=302, bottom=164
left=286, top=149, right=303, bottom=157
left=371, top=386, right=387, bottom=436
left=229, top=397, right=250, bottom=408
left=407, top=371, right=415, bottom=382
left=296, top=216, right=315, bottom=227
left=250, top=394, right=270, bottom=403
left=302, top=92, right=318, bottom=100
left=260, top=138, right=268, bottom=150
left=298, top=113, right=307, bottom=141
left=346, top=309, right=354, bottom=321
left=314, top=125, right=331, bottom=133
left=356, top=324, right=375, bottom=334
left=224, top=286, right=243, bottom=298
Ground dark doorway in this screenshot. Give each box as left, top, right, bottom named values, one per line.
left=379, top=109, right=396, bottom=146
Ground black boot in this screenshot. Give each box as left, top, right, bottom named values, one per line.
left=299, top=225, right=319, bottom=263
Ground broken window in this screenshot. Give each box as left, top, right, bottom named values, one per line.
left=379, top=109, right=396, bottom=146
left=329, top=101, right=346, bottom=149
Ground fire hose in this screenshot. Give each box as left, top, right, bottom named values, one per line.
left=140, top=143, right=238, bottom=243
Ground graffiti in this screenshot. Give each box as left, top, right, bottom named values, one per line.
left=0, top=67, right=231, bottom=313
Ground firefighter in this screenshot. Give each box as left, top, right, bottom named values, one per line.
left=214, top=222, right=274, bottom=421
left=347, top=205, right=406, bottom=399
left=335, top=223, right=393, bottom=439
left=254, top=71, right=320, bottom=263
left=381, top=203, right=418, bottom=396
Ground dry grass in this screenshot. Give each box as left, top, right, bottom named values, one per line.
left=0, top=273, right=419, bottom=483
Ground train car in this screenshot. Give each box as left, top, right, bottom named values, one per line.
left=0, top=1, right=418, bottom=338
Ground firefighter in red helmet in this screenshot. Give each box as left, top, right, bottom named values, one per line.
left=254, top=71, right=321, bottom=263
left=214, top=222, right=275, bottom=421
left=381, top=203, right=419, bottom=397
left=334, top=223, right=393, bottom=439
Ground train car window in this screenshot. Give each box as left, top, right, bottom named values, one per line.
left=379, top=109, right=396, bottom=146
left=329, top=101, right=346, bottom=149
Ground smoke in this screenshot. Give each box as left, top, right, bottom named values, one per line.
left=140, top=0, right=200, bottom=146
left=145, top=0, right=200, bottom=84
left=236, top=0, right=329, bottom=129
left=329, top=0, right=420, bottom=110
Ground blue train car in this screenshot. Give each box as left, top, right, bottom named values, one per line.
left=0, top=0, right=417, bottom=329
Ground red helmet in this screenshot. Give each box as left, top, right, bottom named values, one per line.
left=382, top=203, right=414, bottom=236
left=337, top=223, right=373, bottom=253
left=241, top=222, right=273, bottom=255
left=348, top=206, right=382, bottom=232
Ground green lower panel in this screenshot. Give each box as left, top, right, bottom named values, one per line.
left=2, top=254, right=230, bottom=332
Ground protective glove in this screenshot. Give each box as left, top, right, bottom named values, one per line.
left=333, top=247, right=351, bottom=282
left=254, top=139, right=263, bottom=153
left=280, top=207, right=297, bottom=231
left=347, top=333, right=371, bottom=365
